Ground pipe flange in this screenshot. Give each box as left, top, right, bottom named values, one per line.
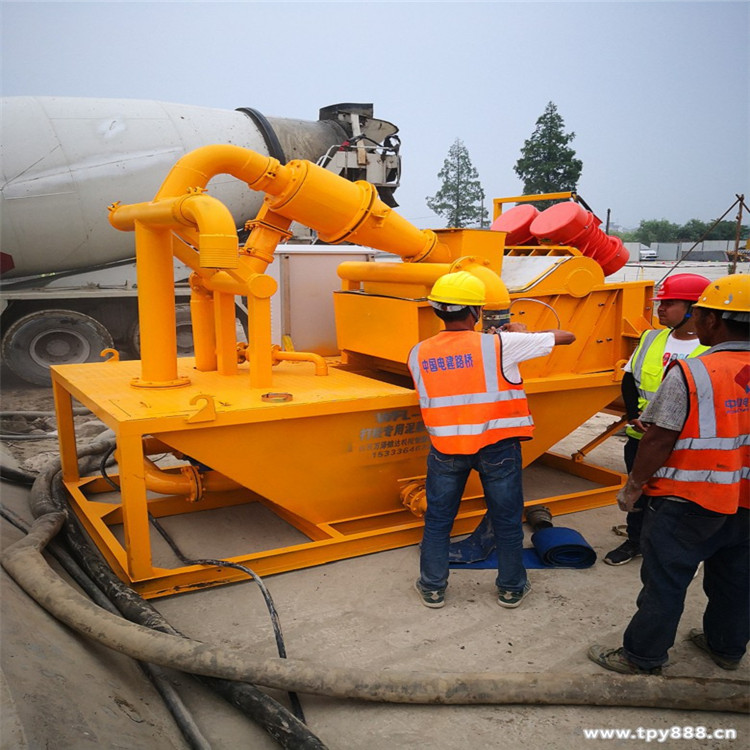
left=261, top=392, right=293, bottom=403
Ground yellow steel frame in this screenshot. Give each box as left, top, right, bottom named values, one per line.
left=52, top=357, right=625, bottom=600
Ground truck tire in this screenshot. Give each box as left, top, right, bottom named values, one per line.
left=1, top=309, right=114, bottom=386
left=128, top=304, right=194, bottom=357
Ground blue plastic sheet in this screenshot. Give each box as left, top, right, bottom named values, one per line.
left=449, top=526, right=597, bottom=570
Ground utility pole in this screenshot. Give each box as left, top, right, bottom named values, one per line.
left=730, top=193, right=745, bottom=274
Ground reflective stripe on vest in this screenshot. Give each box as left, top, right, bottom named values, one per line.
left=625, top=329, right=708, bottom=440
left=631, top=329, right=666, bottom=402
left=645, top=353, right=750, bottom=512
left=408, top=331, right=534, bottom=454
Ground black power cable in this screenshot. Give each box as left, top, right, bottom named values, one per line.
left=99, top=444, right=304, bottom=719
left=147, top=514, right=306, bottom=722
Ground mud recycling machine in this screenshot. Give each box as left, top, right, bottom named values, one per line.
left=49, top=143, right=655, bottom=598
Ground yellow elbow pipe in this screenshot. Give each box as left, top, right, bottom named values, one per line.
left=110, top=192, right=238, bottom=270
left=141, top=456, right=241, bottom=502
left=155, top=145, right=283, bottom=199
left=175, top=192, right=239, bottom=269
left=271, top=346, right=329, bottom=375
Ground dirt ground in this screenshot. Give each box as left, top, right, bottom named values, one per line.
left=1, top=366, right=748, bottom=750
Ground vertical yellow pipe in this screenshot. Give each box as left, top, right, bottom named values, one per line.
left=189, top=275, right=217, bottom=372
left=247, top=294, right=273, bottom=388
left=133, top=222, right=187, bottom=386
left=214, top=291, right=238, bottom=376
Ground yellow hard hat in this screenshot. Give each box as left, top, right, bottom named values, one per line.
left=428, top=271, right=486, bottom=306
left=692, top=274, right=750, bottom=313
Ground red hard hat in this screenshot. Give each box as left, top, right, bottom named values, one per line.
left=653, top=273, right=711, bottom=302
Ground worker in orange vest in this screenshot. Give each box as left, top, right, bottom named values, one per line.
left=590, top=274, right=750, bottom=674
left=407, top=271, right=575, bottom=609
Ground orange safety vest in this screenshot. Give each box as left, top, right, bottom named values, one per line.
left=644, top=349, right=750, bottom=512
left=408, top=330, right=534, bottom=454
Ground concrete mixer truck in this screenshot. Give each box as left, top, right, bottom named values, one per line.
left=0, top=96, right=401, bottom=384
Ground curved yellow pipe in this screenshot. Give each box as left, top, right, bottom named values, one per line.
left=271, top=346, right=329, bottom=375
left=141, top=456, right=241, bottom=502
left=154, top=145, right=283, bottom=200
left=149, top=145, right=453, bottom=264
left=176, top=192, right=239, bottom=269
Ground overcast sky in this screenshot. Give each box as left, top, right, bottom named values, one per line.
left=2, top=0, right=747, bottom=230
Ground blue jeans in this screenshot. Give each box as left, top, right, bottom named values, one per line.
left=419, top=438, right=526, bottom=593
left=623, top=499, right=749, bottom=669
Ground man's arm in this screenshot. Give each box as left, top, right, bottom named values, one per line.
left=617, top=425, right=680, bottom=511
left=616, top=365, right=688, bottom=511
left=500, top=322, right=575, bottom=345
left=621, top=371, right=648, bottom=433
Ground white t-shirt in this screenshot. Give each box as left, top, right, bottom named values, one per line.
left=497, top=331, right=555, bottom=382
left=624, top=332, right=700, bottom=374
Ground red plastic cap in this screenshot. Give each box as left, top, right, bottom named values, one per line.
left=530, top=202, right=592, bottom=245
left=491, top=204, right=539, bottom=244
left=653, top=273, right=711, bottom=302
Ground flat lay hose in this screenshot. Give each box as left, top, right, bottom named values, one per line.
left=3, top=499, right=748, bottom=714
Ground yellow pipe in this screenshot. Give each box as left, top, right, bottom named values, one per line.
left=271, top=346, right=329, bottom=375
left=154, top=145, right=282, bottom=200
left=109, top=197, right=186, bottom=231
left=141, top=457, right=241, bottom=502
left=152, top=145, right=453, bottom=264
left=188, top=275, right=217, bottom=372
left=214, top=290, right=239, bottom=376
left=337, top=261, right=451, bottom=286
left=111, top=144, right=466, bottom=387
left=132, top=222, right=186, bottom=387
left=175, top=191, right=239, bottom=270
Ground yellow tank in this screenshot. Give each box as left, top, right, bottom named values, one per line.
left=51, top=146, right=654, bottom=598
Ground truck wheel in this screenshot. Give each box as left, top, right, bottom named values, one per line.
left=1, top=309, right=114, bottom=386
left=128, top=305, right=194, bottom=357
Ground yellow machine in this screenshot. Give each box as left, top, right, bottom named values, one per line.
left=51, top=145, right=653, bottom=598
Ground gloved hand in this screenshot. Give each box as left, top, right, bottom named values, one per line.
left=616, top=477, right=644, bottom=512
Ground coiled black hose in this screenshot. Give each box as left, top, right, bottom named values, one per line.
left=0, top=504, right=212, bottom=750
left=22, top=439, right=328, bottom=749
left=98, top=445, right=305, bottom=721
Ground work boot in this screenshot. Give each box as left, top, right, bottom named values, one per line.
left=448, top=513, right=495, bottom=563
left=414, top=580, right=445, bottom=609
left=687, top=629, right=741, bottom=671
left=603, top=539, right=641, bottom=566
left=587, top=645, right=662, bottom=675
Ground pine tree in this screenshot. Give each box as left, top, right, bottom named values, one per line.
left=514, top=102, right=583, bottom=210
left=426, top=139, right=489, bottom=228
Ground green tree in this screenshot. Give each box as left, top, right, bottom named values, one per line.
left=426, top=138, right=489, bottom=228
left=514, top=102, right=583, bottom=210
left=678, top=219, right=710, bottom=241
left=634, top=219, right=682, bottom=244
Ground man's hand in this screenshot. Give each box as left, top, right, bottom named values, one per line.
left=499, top=322, right=528, bottom=333
left=616, top=477, right=644, bottom=512
left=628, top=418, right=649, bottom=434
